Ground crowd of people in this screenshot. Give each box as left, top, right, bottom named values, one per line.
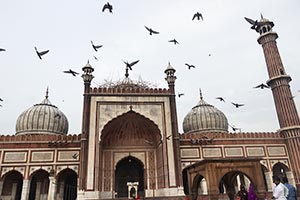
left=235, top=176, right=297, bottom=200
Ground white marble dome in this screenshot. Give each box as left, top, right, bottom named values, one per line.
left=183, top=96, right=228, bottom=133
left=15, top=92, right=68, bottom=135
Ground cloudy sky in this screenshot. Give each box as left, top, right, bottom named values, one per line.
left=0, top=0, right=299, bottom=135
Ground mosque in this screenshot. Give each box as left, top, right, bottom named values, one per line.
left=0, top=17, right=299, bottom=200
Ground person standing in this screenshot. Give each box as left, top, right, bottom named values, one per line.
left=272, top=175, right=287, bottom=200
left=237, top=185, right=248, bottom=200
left=282, top=177, right=297, bottom=200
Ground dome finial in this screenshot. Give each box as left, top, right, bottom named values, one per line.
left=45, top=86, right=49, bottom=99
left=199, top=88, right=203, bottom=100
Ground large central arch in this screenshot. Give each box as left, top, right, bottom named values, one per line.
left=115, top=156, right=144, bottom=198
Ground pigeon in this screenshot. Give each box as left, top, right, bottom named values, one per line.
left=144, top=26, right=159, bottom=35
left=254, top=83, right=269, bottom=89
left=102, top=2, right=113, bottom=13
left=216, top=97, right=225, bottom=102
left=192, top=12, right=203, bottom=20
left=34, top=46, right=49, bottom=60
left=168, top=39, right=179, bottom=45
left=0, top=48, right=6, bottom=52
left=231, top=102, right=245, bottom=108
left=185, top=63, right=196, bottom=70
left=63, top=69, right=79, bottom=76
left=123, top=60, right=139, bottom=70
left=91, top=40, right=103, bottom=52
left=72, top=153, right=79, bottom=159
left=178, top=93, right=184, bottom=98
left=244, top=17, right=258, bottom=30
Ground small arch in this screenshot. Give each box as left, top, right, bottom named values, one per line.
left=192, top=174, right=207, bottom=196
left=220, top=171, right=252, bottom=200
left=56, top=168, right=78, bottom=200
left=272, top=162, right=289, bottom=177
left=1, top=170, right=23, bottom=200
left=28, top=169, right=50, bottom=200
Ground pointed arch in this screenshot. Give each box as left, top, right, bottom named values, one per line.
left=56, top=168, right=77, bottom=200
left=101, top=110, right=161, bottom=147
left=1, top=170, right=23, bottom=200
left=115, top=156, right=145, bottom=198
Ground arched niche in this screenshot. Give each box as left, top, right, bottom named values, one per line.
left=101, top=110, right=162, bottom=147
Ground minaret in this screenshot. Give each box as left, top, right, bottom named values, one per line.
left=79, top=61, right=94, bottom=190
left=164, top=62, right=183, bottom=187
left=248, top=16, right=300, bottom=185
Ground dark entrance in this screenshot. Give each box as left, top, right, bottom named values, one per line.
left=115, top=156, right=144, bottom=198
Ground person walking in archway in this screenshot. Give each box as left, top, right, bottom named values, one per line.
left=272, top=175, right=287, bottom=200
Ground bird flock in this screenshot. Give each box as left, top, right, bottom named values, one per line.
left=1, top=2, right=298, bottom=134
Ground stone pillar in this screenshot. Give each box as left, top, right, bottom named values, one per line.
left=264, top=171, right=273, bottom=192
left=20, top=179, right=31, bottom=200
left=0, top=180, right=3, bottom=196
left=48, top=176, right=56, bottom=200
left=36, top=182, right=41, bottom=199
left=11, top=183, right=17, bottom=199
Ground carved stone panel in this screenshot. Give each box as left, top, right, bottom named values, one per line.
left=3, top=151, right=27, bottom=163
left=203, top=148, right=222, bottom=158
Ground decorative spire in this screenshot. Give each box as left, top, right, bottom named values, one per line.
left=45, top=86, right=49, bottom=99
left=199, top=88, right=203, bottom=100
left=82, top=60, right=94, bottom=83
left=164, top=62, right=177, bottom=86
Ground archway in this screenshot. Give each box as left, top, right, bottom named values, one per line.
left=115, top=156, right=144, bottom=198
left=28, top=169, right=49, bottom=200
left=272, top=162, right=289, bottom=178
left=1, top=170, right=23, bottom=200
left=220, top=171, right=252, bottom=200
left=57, top=168, right=77, bottom=200
left=192, top=174, right=207, bottom=196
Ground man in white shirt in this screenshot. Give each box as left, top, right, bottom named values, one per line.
left=272, top=175, right=287, bottom=200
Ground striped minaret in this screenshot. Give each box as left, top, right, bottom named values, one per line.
left=249, top=16, right=300, bottom=185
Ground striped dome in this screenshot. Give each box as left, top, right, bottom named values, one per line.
left=183, top=96, right=228, bottom=133
left=15, top=92, right=68, bottom=135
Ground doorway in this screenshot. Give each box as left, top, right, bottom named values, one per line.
left=115, top=156, right=144, bottom=198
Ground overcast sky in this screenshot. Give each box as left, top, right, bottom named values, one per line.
left=0, top=0, right=300, bottom=135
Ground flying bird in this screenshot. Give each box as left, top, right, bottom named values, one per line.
left=123, top=60, right=139, bottom=70
left=93, top=55, right=99, bottom=61
left=144, top=26, right=159, bottom=35
left=192, top=12, right=203, bottom=20
left=72, top=153, right=79, bottom=159
left=0, top=98, right=3, bottom=101
left=0, top=48, right=6, bottom=52
left=229, top=124, right=241, bottom=132
left=231, top=102, right=245, bottom=108
left=244, top=17, right=259, bottom=30
left=185, top=63, right=196, bottom=70
left=168, top=39, right=179, bottom=45
left=253, top=83, right=269, bottom=89
left=63, top=69, right=79, bottom=76
left=91, top=40, right=103, bottom=52
left=178, top=93, right=184, bottom=98
left=102, top=2, right=113, bottom=13
left=34, top=46, right=49, bottom=60
left=166, top=135, right=172, bottom=140
left=216, top=97, right=225, bottom=102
